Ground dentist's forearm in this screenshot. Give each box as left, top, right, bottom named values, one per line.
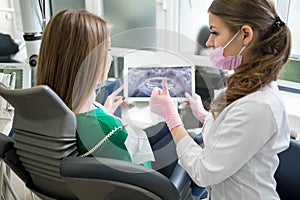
left=170, top=125, right=189, bottom=144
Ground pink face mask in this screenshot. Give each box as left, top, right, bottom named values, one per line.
left=209, top=31, right=246, bottom=70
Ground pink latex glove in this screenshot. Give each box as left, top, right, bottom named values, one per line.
left=181, top=92, right=208, bottom=124
left=149, top=78, right=183, bottom=130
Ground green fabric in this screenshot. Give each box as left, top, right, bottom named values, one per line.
left=76, top=107, right=151, bottom=168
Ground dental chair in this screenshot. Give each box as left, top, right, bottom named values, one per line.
left=0, top=85, right=193, bottom=200
left=275, top=138, right=300, bottom=200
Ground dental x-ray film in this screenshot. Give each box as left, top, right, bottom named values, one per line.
left=124, top=65, right=194, bottom=101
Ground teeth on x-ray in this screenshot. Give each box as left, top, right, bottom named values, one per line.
left=128, top=66, right=193, bottom=98
left=146, top=77, right=175, bottom=89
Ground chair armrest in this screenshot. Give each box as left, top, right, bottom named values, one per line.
left=169, top=164, right=192, bottom=199
left=60, top=156, right=184, bottom=200
left=0, top=133, right=15, bottom=158
left=0, top=134, right=34, bottom=187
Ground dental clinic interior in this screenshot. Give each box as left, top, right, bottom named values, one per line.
left=0, top=0, right=299, bottom=200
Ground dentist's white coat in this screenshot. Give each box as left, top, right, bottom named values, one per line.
left=177, top=81, right=290, bottom=200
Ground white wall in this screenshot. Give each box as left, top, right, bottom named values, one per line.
left=0, top=0, right=23, bottom=39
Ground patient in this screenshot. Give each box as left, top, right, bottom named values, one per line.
left=35, top=9, right=153, bottom=168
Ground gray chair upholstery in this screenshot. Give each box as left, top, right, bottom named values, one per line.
left=0, top=85, right=193, bottom=200
left=274, top=138, right=300, bottom=200
left=0, top=85, right=78, bottom=199
left=60, top=157, right=192, bottom=200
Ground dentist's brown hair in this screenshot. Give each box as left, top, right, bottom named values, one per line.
left=208, top=0, right=291, bottom=118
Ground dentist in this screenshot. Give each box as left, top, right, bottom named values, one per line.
left=149, top=0, right=291, bottom=199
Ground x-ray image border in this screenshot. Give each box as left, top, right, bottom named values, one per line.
left=127, top=66, right=193, bottom=98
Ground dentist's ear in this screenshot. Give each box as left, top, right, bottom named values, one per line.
left=241, top=25, right=253, bottom=46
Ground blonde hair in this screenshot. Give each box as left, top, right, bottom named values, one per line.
left=36, top=9, right=109, bottom=113
left=208, top=0, right=291, bottom=118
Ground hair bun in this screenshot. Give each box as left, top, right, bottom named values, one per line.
left=272, top=16, right=284, bottom=33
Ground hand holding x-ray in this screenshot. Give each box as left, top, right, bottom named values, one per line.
left=149, top=78, right=183, bottom=130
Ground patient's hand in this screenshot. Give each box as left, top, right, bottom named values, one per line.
left=104, top=85, right=129, bottom=114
